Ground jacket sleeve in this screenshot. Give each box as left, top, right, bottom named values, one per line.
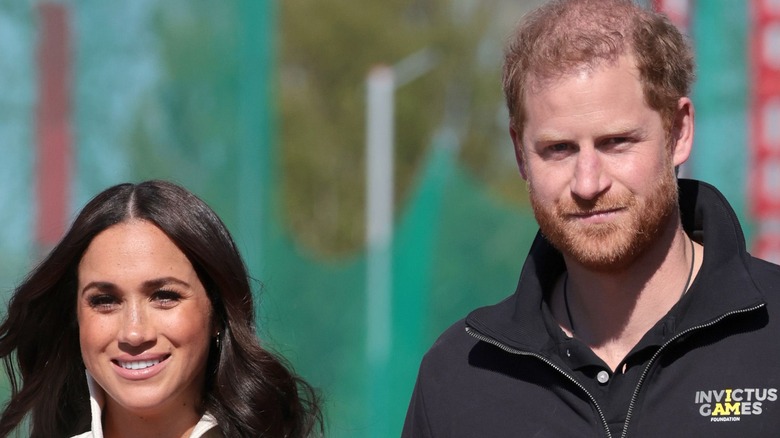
left=401, top=368, right=433, bottom=438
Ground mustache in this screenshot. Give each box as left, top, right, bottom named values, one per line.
left=555, top=193, right=635, bottom=216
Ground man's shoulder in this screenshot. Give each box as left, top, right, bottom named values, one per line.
left=749, top=254, right=780, bottom=272
left=423, top=318, right=476, bottom=362
left=420, top=295, right=517, bottom=371
left=749, top=254, right=780, bottom=294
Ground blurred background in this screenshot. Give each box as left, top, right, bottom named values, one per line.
left=1, top=0, right=779, bottom=436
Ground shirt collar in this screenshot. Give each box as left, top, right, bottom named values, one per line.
left=84, top=371, right=219, bottom=438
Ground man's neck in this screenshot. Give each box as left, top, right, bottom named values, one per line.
left=553, top=222, right=703, bottom=371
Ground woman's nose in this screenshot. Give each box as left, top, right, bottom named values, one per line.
left=117, top=301, right=155, bottom=347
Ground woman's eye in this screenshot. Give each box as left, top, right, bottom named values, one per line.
left=87, top=294, right=119, bottom=311
left=152, top=290, right=182, bottom=307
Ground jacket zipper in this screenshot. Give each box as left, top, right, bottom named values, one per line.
left=465, top=326, right=613, bottom=438
left=620, top=303, right=765, bottom=438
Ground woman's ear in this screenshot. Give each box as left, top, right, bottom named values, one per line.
left=211, top=313, right=223, bottom=339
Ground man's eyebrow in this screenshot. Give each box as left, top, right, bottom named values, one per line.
left=531, top=132, right=573, bottom=144
left=600, top=126, right=648, bottom=138
left=532, top=126, right=649, bottom=144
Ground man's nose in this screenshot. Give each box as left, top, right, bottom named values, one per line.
left=570, top=147, right=610, bottom=200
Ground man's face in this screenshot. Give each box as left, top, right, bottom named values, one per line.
left=516, top=55, right=688, bottom=271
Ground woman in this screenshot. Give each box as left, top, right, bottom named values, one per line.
left=0, top=180, right=322, bottom=437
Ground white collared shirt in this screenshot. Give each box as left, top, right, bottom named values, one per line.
left=70, top=372, right=221, bottom=438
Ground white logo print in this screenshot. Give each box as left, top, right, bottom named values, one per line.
left=694, top=388, right=778, bottom=422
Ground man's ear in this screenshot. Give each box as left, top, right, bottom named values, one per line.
left=510, top=126, right=528, bottom=180
left=671, top=97, right=695, bottom=167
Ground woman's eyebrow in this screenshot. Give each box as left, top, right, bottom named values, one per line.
left=80, top=281, right=117, bottom=295
left=142, top=277, right=190, bottom=290
left=80, top=277, right=191, bottom=295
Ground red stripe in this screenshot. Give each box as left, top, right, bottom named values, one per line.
left=35, top=3, right=71, bottom=247
left=751, top=0, right=780, bottom=262
left=653, top=0, right=691, bottom=33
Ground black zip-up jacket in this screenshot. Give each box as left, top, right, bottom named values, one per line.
left=403, top=180, right=780, bottom=437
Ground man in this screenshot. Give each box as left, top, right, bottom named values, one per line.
left=402, top=0, right=780, bottom=437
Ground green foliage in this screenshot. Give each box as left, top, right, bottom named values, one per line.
left=127, top=1, right=242, bottom=228
left=280, top=0, right=530, bottom=257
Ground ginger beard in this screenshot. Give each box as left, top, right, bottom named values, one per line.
left=529, top=153, right=679, bottom=272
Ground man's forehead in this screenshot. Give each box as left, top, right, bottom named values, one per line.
left=520, top=54, right=659, bottom=144
left=525, top=54, right=638, bottom=97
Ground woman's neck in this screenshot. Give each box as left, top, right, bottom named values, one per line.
left=102, top=401, right=202, bottom=438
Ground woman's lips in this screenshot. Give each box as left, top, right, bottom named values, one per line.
left=117, top=358, right=162, bottom=370
left=111, top=354, right=171, bottom=380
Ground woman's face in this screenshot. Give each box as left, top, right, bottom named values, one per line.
left=77, top=219, right=214, bottom=418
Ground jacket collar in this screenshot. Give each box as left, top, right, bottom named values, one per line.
left=466, top=179, right=766, bottom=353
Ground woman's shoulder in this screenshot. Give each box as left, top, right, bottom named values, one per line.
left=194, top=426, right=223, bottom=438
left=68, top=427, right=219, bottom=438
left=200, top=428, right=224, bottom=438
left=68, top=413, right=218, bottom=438
left=191, top=412, right=222, bottom=438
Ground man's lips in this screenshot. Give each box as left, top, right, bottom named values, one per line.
left=566, top=207, right=625, bottom=221
left=571, top=207, right=622, bottom=216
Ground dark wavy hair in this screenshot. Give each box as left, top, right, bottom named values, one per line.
left=503, top=0, right=695, bottom=139
left=0, top=180, right=322, bottom=437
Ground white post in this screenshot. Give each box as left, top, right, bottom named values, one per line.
left=365, top=66, right=395, bottom=364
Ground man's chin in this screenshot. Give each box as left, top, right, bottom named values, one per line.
left=541, top=228, right=641, bottom=272
left=567, top=249, right=638, bottom=272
